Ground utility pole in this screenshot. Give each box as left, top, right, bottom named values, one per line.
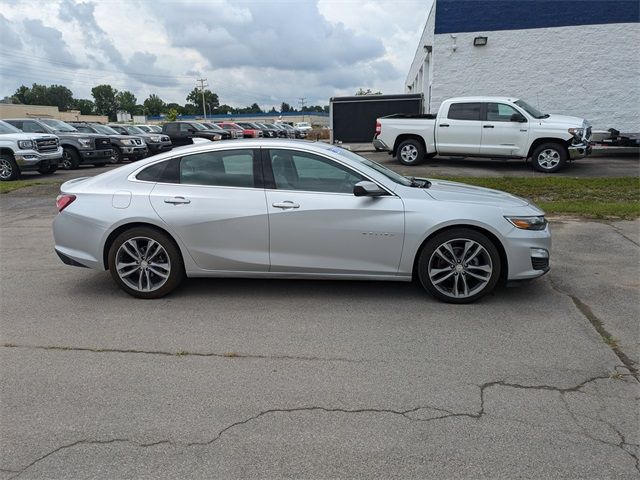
left=298, top=97, right=306, bottom=122
left=197, top=78, right=208, bottom=119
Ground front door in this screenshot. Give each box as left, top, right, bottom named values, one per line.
left=263, top=148, right=405, bottom=275
left=149, top=148, right=269, bottom=271
left=479, top=103, right=530, bottom=157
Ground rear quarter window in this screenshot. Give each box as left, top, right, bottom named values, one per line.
left=136, top=158, right=180, bottom=183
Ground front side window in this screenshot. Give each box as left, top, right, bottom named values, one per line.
left=447, top=102, right=482, bottom=121
left=179, top=123, right=192, bottom=133
left=40, top=119, right=77, bottom=132
left=268, top=149, right=364, bottom=194
left=21, top=121, right=46, bottom=133
left=486, top=103, right=520, bottom=122
left=180, top=149, right=256, bottom=188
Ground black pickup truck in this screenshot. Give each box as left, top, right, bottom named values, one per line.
left=4, top=118, right=113, bottom=169
left=70, top=123, right=148, bottom=163
left=161, top=121, right=222, bottom=147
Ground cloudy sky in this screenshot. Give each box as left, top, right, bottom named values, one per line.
left=0, top=0, right=430, bottom=109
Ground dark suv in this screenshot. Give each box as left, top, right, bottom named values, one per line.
left=70, top=123, right=147, bottom=163
left=107, top=124, right=172, bottom=156
left=4, top=118, right=113, bottom=169
left=161, top=121, right=222, bottom=147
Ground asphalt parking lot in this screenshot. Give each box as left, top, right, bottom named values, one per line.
left=1, top=155, right=638, bottom=478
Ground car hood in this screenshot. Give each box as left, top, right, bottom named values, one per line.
left=424, top=179, right=529, bottom=207
left=538, top=114, right=588, bottom=128
left=0, top=132, right=57, bottom=141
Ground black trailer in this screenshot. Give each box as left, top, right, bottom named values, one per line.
left=329, top=93, right=424, bottom=144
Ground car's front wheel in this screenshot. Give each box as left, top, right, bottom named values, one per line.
left=0, top=154, right=20, bottom=181
left=108, top=227, right=184, bottom=299
left=531, top=143, right=567, bottom=173
left=417, top=228, right=501, bottom=303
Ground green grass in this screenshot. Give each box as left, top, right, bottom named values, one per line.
left=430, top=176, right=640, bottom=219
left=0, top=179, right=56, bottom=194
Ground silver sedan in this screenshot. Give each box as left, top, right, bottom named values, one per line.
left=53, top=140, right=551, bottom=303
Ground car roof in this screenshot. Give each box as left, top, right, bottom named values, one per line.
left=446, top=96, right=519, bottom=103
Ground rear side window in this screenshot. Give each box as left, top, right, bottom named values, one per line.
left=136, top=158, right=180, bottom=183
left=164, top=123, right=177, bottom=133
left=180, top=149, right=257, bottom=188
left=447, top=103, right=482, bottom=121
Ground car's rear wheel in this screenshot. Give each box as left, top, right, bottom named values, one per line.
left=397, top=139, right=425, bottom=166
left=108, top=227, right=184, bottom=299
left=0, top=154, right=20, bottom=181
left=417, top=228, right=501, bottom=303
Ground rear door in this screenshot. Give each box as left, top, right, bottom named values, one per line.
left=148, top=148, right=270, bottom=272
left=263, top=148, right=405, bottom=275
left=480, top=102, right=530, bottom=157
left=435, top=102, right=482, bottom=155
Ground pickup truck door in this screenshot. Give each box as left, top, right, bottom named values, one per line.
left=480, top=103, right=530, bottom=157
left=435, top=102, right=482, bottom=155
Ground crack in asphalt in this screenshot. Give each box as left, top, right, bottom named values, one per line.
left=547, top=280, right=639, bottom=379
left=6, top=373, right=633, bottom=478
left=1, top=343, right=356, bottom=363
left=607, top=222, right=640, bottom=248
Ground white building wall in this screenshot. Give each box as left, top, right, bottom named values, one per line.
left=430, top=23, right=640, bottom=131
left=406, top=1, right=435, bottom=109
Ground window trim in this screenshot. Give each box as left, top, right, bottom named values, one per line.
left=261, top=147, right=393, bottom=196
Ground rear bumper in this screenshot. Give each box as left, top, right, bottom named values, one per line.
left=373, top=138, right=390, bottom=150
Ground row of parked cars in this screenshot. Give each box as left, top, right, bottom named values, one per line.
left=0, top=118, right=312, bottom=181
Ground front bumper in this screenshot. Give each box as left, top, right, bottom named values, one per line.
left=14, top=147, right=63, bottom=170
left=568, top=142, right=592, bottom=160
left=373, top=138, right=389, bottom=150
left=121, top=146, right=148, bottom=159
left=504, top=225, right=552, bottom=281
left=79, top=148, right=114, bottom=162
left=147, top=142, right=173, bottom=154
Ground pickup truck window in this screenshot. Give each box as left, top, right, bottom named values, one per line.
left=486, top=103, right=520, bottom=122
left=447, top=103, right=481, bottom=121
left=179, top=123, right=192, bottom=133
left=22, top=121, right=46, bottom=133
left=0, top=120, right=20, bottom=134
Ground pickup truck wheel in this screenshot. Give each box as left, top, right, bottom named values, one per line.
left=417, top=228, right=501, bottom=304
left=397, top=139, right=425, bottom=166
left=38, top=164, right=58, bottom=175
left=61, top=148, right=80, bottom=170
left=531, top=143, right=567, bottom=173
left=0, top=154, right=20, bottom=181
left=110, top=146, right=122, bottom=164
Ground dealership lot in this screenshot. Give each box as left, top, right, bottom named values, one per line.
left=1, top=156, right=638, bottom=478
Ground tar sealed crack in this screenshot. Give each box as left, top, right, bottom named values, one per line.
left=6, top=373, right=637, bottom=478
left=1, top=343, right=356, bottom=363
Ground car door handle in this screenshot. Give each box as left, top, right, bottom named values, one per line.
left=164, top=196, right=191, bottom=205
left=483, top=125, right=494, bottom=128
left=439, top=124, right=450, bottom=127
left=272, top=201, right=300, bottom=209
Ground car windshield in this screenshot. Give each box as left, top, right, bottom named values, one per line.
left=0, top=120, right=21, bottom=134
left=328, top=146, right=413, bottom=187
left=125, top=126, right=145, bottom=134
left=191, top=123, right=207, bottom=131
left=136, top=125, right=150, bottom=132
left=205, top=124, right=224, bottom=131
left=514, top=99, right=547, bottom=119
left=297, top=122, right=310, bottom=127
left=40, top=119, right=77, bottom=132
left=93, top=125, right=119, bottom=135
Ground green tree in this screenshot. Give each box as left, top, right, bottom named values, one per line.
left=46, top=84, right=74, bottom=111
left=116, top=90, right=137, bottom=114
left=91, top=84, right=119, bottom=120
left=164, top=103, right=184, bottom=115
left=72, top=99, right=95, bottom=115
left=280, top=102, right=291, bottom=113
left=182, top=103, right=200, bottom=116
left=12, top=85, right=30, bottom=104
left=165, top=108, right=179, bottom=121
left=186, top=88, right=219, bottom=115
left=143, top=94, right=165, bottom=116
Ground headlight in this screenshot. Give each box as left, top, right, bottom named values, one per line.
left=568, top=127, right=583, bottom=138
left=17, top=140, right=34, bottom=149
left=149, top=135, right=162, bottom=142
left=77, top=138, right=92, bottom=148
left=121, top=139, right=135, bottom=145
left=505, top=216, right=547, bottom=231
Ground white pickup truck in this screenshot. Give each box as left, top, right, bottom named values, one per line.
left=373, top=96, right=592, bottom=173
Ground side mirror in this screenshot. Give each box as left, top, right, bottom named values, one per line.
left=510, top=113, right=527, bottom=123
left=353, top=181, right=386, bottom=197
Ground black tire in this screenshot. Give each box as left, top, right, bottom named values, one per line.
left=0, top=153, right=20, bottom=181
left=396, top=139, right=425, bottom=166
left=110, top=146, right=123, bottom=164
left=417, top=228, right=501, bottom=304
left=37, top=163, right=58, bottom=175
left=61, top=147, right=80, bottom=170
left=531, top=142, right=567, bottom=173
left=108, top=226, right=184, bottom=299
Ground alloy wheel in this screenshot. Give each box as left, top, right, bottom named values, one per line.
left=115, top=237, right=171, bottom=292
left=537, top=149, right=560, bottom=170
left=400, top=144, right=419, bottom=163
left=427, top=238, right=493, bottom=299
left=61, top=150, right=72, bottom=170
left=0, top=158, right=13, bottom=180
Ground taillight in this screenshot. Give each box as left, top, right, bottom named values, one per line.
left=56, top=194, right=76, bottom=212
left=375, top=121, right=381, bottom=135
